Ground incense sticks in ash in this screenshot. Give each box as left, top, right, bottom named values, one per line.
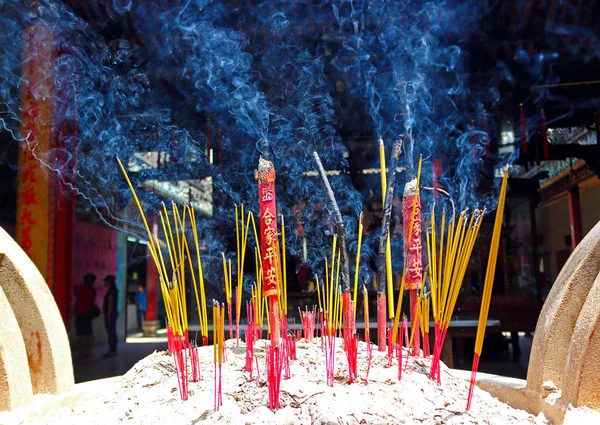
left=117, top=157, right=209, bottom=401
left=213, top=302, right=225, bottom=411
left=466, top=166, right=509, bottom=411
left=427, top=207, right=485, bottom=384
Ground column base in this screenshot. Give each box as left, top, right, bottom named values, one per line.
left=141, top=320, right=160, bottom=337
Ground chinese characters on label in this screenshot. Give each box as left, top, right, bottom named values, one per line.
left=259, top=183, right=280, bottom=298
left=404, top=196, right=423, bottom=289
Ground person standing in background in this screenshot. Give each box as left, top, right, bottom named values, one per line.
left=133, top=283, right=147, bottom=331
left=74, top=273, right=97, bottom=360
left=102, top=275, right=119, bottom=358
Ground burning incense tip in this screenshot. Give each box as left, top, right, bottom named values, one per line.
left=403, top=178, right=418, bottom=197
left=258, top=155, right=275, bottom=175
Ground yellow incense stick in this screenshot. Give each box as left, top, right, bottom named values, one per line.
left=429, top=206, right=438, bottom=322
left=437, top=210, right=446, bottom=319
left=237, top=212, right=251, bottom=325
left=249, top=212, right=261, bottom=258
left=187, top=205, right=208, bottom=338
left=379, top=140, right=395, bottom=318
left=172, top=204, right=188, bottom=329
left=353, top=212, right=364, bottom=317
left=182, top=212, right=205, bottom=338
left=154, top=236, right=175, bottom=329
left=280, top=215, right=287, bottom=312
left=475, top=169, right=508, bottom=355
left=316, top=276, right=323, bottom=311
left=213, top=304, right=217, bottom=363
left=324, top=257, right=329, bottom=308
left=379, top=139, right=387, bottom=205
left=159, top=208, right=185, bottom=335
left=218, top=304, right=224, bottom=364
left=228, top=259, right=232, bottom=301
left=409, top=272, right=427, bottom=346
left=444, top=213, right=483, bottom=326
left=222, top=253, right=231, bottom=304
left=391, top=272, right=406, bottom=344
left=328, top=236, right=337, bottom=324
left=334, top=247, right=342, bottom=330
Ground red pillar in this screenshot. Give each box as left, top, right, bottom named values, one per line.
left=16, top=21, right=77, bottom=325
left=145, top=213, right=158, bottom=322
left=52, top=43, right=78, bottom=325
left=568, top=186, right=583, bottom=249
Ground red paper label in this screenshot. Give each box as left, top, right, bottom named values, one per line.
left=258, top=161, right=280, bottom=298
left=403, top=194, right=423, bottom=290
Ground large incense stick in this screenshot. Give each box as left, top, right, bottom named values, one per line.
left=258, top=155, right=284, bottom=410
left=257, top=156, right=281, bottom=346
left=312, top=151, right=358, bottom=383
left=376, top=139, right=402, bottom=351
left=311, top=152, right=351, bottom=294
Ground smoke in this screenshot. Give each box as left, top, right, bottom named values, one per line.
left=0, top=0, right=568, bottom=291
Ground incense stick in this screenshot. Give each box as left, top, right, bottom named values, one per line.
left=466, top=167, right=509, bottom=411
left=353, top=212, right=364, bottom=318
left=379, top=139, right=395, bottom=318
left=311, top=152, right=351, bottom=293
left=376, top=139, right=403, bottom=350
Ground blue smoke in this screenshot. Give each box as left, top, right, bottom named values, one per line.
left=0, top=0, right=561, bottom=292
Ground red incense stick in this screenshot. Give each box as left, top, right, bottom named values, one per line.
left=403, top=315, right=410, bottom=372
left=228, top=302, right=233, bottom=341
left=189, top=340, right=201, bottom=382
left=300, top=306, right=316, bottom=342
left=363, top=285, right=373, bottom=383
left=397, top=337, right=403, bottom=380
left=266, top=342, right=283, bottom=410
left=167, top=323, right=173, bottom=353
left=342, top=294, right=358, bottom=382
left=172, top=333, right=188, bottom=401
left=322, top=315, right=337, bottom=387
left=245, top=301, right=255, bottom=379
left=387, top=328, right=394, bottom=367
left=282, top=313, right=291, bottom=379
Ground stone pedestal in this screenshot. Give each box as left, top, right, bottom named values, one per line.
left=0, top=227, right=74, bottom=398
left=478, top=219, right=600, bottom=423
left=0, top=285, right=32, bottom=411
left=142, top=320, right=160, bottom=337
